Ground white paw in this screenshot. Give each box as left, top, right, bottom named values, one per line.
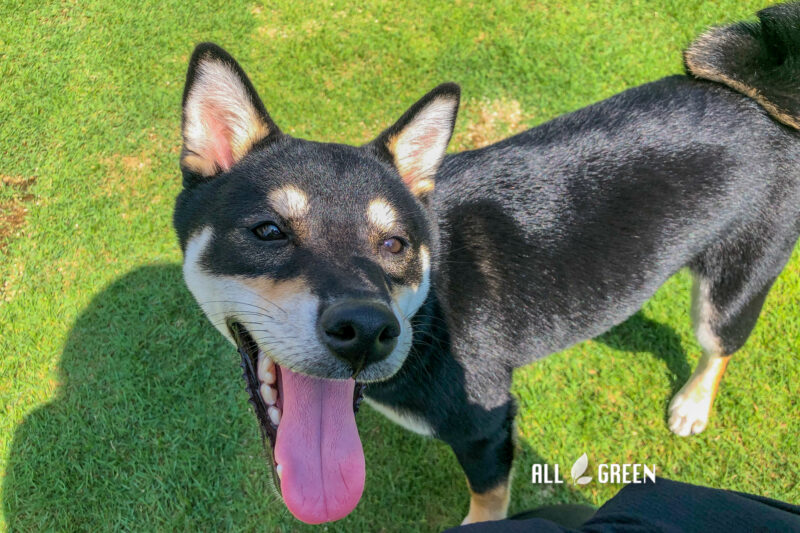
left=668, top=388, right=712, bottom=437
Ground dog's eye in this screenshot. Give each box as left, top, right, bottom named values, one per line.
left=252, top=222, right=286, bottom=241
left=381, top=237, right=406, bottom=255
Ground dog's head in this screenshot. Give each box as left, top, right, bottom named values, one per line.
left=173, top=43, right=458, bottom=524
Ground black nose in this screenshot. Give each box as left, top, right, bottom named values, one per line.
left=319, top=300, right=401, bottom=374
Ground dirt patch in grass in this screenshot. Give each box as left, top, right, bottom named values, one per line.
left=99, top=128, right=175, bottom=190
left=98, top=128, right=179, bottom=219
left=452, top=98, right=527, bottom=150
left=120, top=154, right=153, bottom=172
left=0, top=175, right=36, bottom=249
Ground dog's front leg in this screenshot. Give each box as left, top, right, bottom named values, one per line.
left=445, top=401, right=516, bottom=525
left=462, top=478, right=511, bottom=525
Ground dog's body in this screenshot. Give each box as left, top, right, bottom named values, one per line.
left=368, top=74, right=800, bottom=522
left=175, top=4, right=800, bottom=525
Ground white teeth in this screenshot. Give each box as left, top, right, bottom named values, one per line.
left=276, top=464, right=283, bottom=478
left=256, top=351, right=279, bottom=409
left=257, top=351, right=275, bottom=384
left=268, top=406, right=281, bottom=426
left=260, top=383, right=277, bottom=404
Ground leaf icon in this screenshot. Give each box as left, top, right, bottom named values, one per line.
left=571, top=453, right=592, bottom=484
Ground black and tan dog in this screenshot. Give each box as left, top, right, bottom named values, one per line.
left=174, top=3, right=800, bottom=525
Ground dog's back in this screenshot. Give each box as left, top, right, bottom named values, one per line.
left=434, top=76, right=800, bottom=365
left=432, top=4, right=800, bottom=368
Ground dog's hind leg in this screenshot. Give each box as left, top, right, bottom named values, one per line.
left=669, top=232, right=796, bottom=436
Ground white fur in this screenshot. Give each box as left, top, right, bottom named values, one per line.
left=669, top=274, right=728, bottom=436
left=365, top=398, right=434, bottom=436
left=183, top=58, right=267, bottom=174
left=394, top=245, right=431, bottom=319
left=668, top=352, right=728, bottom=437
left=391, top=96, right=457, bottom=190
left=691, top=275, right=723, bottom=356
left=182, top=228, right=347, bottom=377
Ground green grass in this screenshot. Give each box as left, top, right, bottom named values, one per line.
left=2, top=0, right=798, bottom=531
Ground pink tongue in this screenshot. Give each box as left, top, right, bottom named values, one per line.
left=274, top=367, right=365, bottom=524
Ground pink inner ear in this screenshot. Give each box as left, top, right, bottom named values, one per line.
left=203, top=105, right=235, bottom=172
left=209, top=116, right=235, bottom=171
left=399, top=126, right=440, bottom=186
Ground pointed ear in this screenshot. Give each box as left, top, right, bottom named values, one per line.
left=369, top=83, right=460, bottom=198
left=180, top=43, right=280, bottom=181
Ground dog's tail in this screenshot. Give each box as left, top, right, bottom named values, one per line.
left=684, top=2, right=800, bottom=130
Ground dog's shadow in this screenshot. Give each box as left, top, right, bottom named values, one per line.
left=597, top=311, right=692, bottom=394
left=5, top=266, right=693, bottom=531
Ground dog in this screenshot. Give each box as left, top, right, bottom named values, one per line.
left=173, top=3, right=800, bottom=525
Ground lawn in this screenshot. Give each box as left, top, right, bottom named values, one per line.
left=1, top=0, right=798, bottom=531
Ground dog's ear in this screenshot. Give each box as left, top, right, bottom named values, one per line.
left=180, top=43, right=280, bottom=183
left=368, top=83, right=460, bottom=199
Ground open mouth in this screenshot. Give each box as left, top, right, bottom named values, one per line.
left=228, top=321, right=366, bottom=524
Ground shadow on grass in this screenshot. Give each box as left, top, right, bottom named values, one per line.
left=3, top=265, right=594, bottom=531
left=596, top=311, right=692, bottom=394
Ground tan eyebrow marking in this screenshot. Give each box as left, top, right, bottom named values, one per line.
left=367, top=198, right=397, bottom=232
left=269, top=186, right=309, bottom=219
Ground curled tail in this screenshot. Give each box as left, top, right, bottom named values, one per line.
left=685, top=2, right=800, bottom=129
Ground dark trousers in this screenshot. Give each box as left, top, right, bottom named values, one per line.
left=448, top=478, right=800, bottom=532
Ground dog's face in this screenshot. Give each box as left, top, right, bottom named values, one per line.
left=173, top=43, right=458, bottom=524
